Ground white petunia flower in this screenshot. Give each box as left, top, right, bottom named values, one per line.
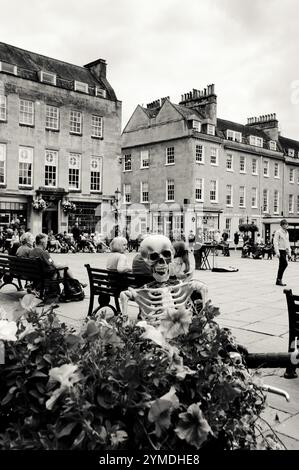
left=0, top=319, right=18, bottom=342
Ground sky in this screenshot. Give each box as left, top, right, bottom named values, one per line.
left=1, top=0, right=299, bottom=138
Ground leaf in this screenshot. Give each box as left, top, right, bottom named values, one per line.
left=30, top=371, right=48, bottom=379
left=43, top=354, right=52, bottom=364
left=71, top=430, right=86, bottom=448
left=36, top=382, right=46, bottom=394
left=20, top=294, right=43, bottom=312
left=56, top=422, right=77, bottom=439
left=1, top=392, right=13, bottom=405
left=29, top=389, right=41, bottom=399
left=65, top=334, right=83, bottom=346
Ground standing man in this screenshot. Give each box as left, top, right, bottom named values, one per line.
left=274, top=219, right=291, bottom=286
left=233, top=231, right=240, bottom=251
left=72, top=222, right=81, bottom=250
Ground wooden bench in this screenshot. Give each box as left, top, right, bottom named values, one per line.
left=283, top=288, right=299, bottom=378
left=85, top=264, right=152, bottom=316
left=0, top=254, right=67, bottom=301
left=0, top=254, right=23, bottom=291
left=290, top=246, right=299, bottom=262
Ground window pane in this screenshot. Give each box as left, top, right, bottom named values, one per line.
left=19, top=99, right=34, bottom=125
left=91, top=115, right=103, bottom=137
left=90, top=156, right=102, bottom=191
left=45, top=150, right=57, bottom=187
left=0, top=95, right=6, bottom=121
left=69, top=153, right=81, bottom=189
left=46, top=105, right=59, bottom=130
left=70, top=111, right=82, bottom=134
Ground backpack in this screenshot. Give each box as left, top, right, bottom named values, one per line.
left=60, top=278, right=85, bottom=303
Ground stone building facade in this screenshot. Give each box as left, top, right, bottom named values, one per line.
left=0, top=42, right=121, bottom=235
left=121, top=85, right=299, bottom=242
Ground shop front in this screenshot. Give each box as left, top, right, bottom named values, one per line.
left=262, top=216, right=299, bottom=244
left=35, top=187, right=69, bottom=234
left=195, top=208, right=222, bottom=242
left=68, top=201, right=102, bottom=233
left=0, top=200, right=28, bottom=228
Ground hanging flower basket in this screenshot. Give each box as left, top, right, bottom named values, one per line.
left=238, top=223, right=259, bottom=234
left=61, top=201, right=76, bottom=214
left=32, top=198, right=47, bottom=213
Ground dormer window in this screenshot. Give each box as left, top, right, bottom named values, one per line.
left=226, top=130, right=242, bottom=142
left=95, top=87, right=106, bottom=98
left=249, top=135, right=263, bottom=147
left=74, top=81, right=89, bottom=94
left=288, top=148, right=295, bottom=157
left=0, top=61, right=17, bottom=75
left=269, top=140, right=277, bottom=151
left=38, top=70, right=56, bottom=85
left=207, top=124, right=215, bottom=135
left=192, top=120, right=201, bottom=132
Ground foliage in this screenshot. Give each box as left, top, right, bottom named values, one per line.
left=32, top=198, right=47, bottom=212
left=238, top=223, right=259, bottom=234
left=61, top=201, right=76, bottom=214
left=0, top=295, right=283, bottom=450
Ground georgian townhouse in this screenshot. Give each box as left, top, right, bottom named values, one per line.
left=121, top=85, right=299, bottom=241
left=0, top=42, right=121, bottom=234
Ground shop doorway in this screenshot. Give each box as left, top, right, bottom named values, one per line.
left=42, top=210, right=58, bottom=234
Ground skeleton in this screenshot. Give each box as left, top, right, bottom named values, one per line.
left=120, top=235, right=208, bottom=322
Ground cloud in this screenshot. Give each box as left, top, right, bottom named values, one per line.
left=1, top=0, right=299, bottom=137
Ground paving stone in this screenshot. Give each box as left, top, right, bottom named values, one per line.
left=275, top=432, right=299, bottom=450
left=258, top=406, right=291, bottom=433
left=275, top=414, right=299, bottom=440
left=246, top=335, right=288, bottom=353
left=243, top=321, right=289, bottom=337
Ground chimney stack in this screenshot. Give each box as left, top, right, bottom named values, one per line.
left=179, top=83, right=217, bottom=125
left=245, top=112, right=279, bottom=140
left=84, top=58, right=107, bottom=80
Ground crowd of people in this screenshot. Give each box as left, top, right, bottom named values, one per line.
left=0, top=219, right=293, bottom=303
left=0, top=222, right=283, bottom=264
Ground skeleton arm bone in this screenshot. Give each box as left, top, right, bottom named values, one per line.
left=119, top=287, right=137, bottom=316
left=190, top=280, right=208, bottom=306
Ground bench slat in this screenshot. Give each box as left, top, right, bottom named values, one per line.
left=85, top=263, right=152, bottom=316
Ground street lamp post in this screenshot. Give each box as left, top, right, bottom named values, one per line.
left=111, top=188, right=121, bottom=237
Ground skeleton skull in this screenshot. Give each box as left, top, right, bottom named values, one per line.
left=140, top=235, right=174, bottom=282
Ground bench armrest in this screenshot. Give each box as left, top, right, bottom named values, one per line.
left=53, top=266, right=68, bottom=279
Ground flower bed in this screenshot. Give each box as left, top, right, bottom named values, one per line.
left=0, top=295, right=282, bottom=450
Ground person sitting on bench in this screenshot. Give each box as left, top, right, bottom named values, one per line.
left=28, top=234, right=88, bottom=296
left=16, top=232, right=35, bottom=258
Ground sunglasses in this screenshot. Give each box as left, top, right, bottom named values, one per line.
left=149, top=250, right=172, bottom=262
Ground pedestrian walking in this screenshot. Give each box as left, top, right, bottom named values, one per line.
left=274, top=219, right=291, bottom=286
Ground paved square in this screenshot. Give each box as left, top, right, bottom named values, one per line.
left=1, top=249, right=299, bottom=448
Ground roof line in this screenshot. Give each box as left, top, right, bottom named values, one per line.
left=0, top=41, right=99, bottom=73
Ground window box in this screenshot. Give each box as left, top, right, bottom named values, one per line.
left=74, top=81, right=89, bottom=93
left=38, top=71, right=56, bottom=85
